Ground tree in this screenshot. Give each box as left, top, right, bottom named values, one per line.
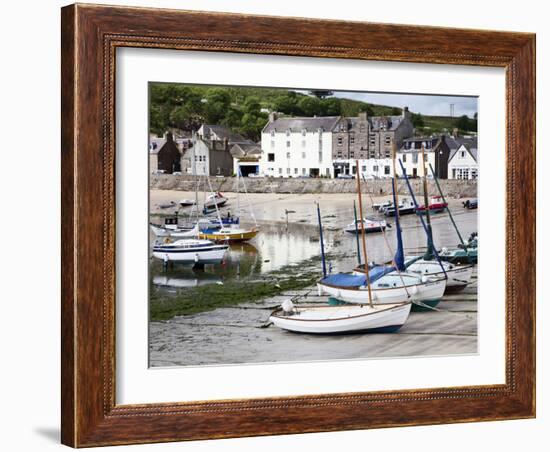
left=456, top=114, right=475, bottom=132
left=298, top=96, right=323, bottom=116
left=391, top=107, right=402, bottom=115
left=272, top=92, right=302, bottom=116
left=411, top=112, right=424, bottom=128
left=203, top=88, right=232, bottom=124
left=321, top=98, right=342, bottom=116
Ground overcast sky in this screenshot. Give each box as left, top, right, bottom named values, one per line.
left=331, top=91, right=478, bottom=118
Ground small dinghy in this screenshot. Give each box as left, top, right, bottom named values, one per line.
left=204, top=192, right=228, bottom=210
left=199, top=226, right=259, bottom=243
left=439, top=233, right=478, bottom=265
left=382, top=198, right=416, bottom=217
left=269, top=299, right=412, bottom=334
left=403, top=257, right=473, bottom=293
left=152, top=238, right=228, bottom=264
left=344, top=218, right=387, bottom=234
left=178, top=198, right=197, bottom=207
left=415, top=195, right=447, bottom=214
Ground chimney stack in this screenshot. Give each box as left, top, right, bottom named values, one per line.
left=268, top=111, right=279, bottom=123
left=358, top=111, right=368, bottom=121
left=402, top=106, right=411, bottom=119
left=164, top=131, right=174, bottom=142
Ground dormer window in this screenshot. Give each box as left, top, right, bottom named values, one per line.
left=301, top=129, right=307, bottom=136
left=270, top=130, right=275, bottom=137
left=286, top=130, right=291, bottom=137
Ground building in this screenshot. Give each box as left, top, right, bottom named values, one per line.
left=149, top=132, right=182, bottom=174
left=398, top=136, right=451, bottom=179
left=197, top=124, right=249, bottom=145
left=448, top=137, right=478, bottom=180
left=182, top=137, right=234, bottom=176
left=230, top=142, right=263, bottom=176
left=259, top=108, right=414, bottom=178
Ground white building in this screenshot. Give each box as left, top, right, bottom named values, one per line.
left=448, top=140, right=478, bottom=180
left=260, top=116, right=337, bottom=178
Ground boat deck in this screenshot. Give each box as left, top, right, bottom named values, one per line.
left=150, top=268, right=478, bottom=366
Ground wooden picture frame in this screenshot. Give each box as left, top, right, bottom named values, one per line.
left=61, top=3, right=536, bottom=447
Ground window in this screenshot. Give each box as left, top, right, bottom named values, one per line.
left=326, top=168, right=330, bottom=176
left=279, top=168, right=283, bottom=175
left=286, top=168, right=290, bottom=174
left=385, top=136, right=391, bottom=145
left=286, top=141, right=291, bottom=148
left=360, top=124, right=366, bottom=133
left=384, top=166, right=391, bottom=175
left=286, top=130, right=291, bottom=137
left=286, top=152, right=291, bottom=159
left=318, top=139, right=323, bottom=150
left=294, top=168, right=298, bottom=175
left=302, top=168, right=307, bottom=175
left=352, top=166, right=357, bottom=175
left=337, top=137, right=343, bottom=146
left=318, top=151, right=323, bottom=163
left=337, top=152, right=342, bottom=158
left=385, top=149, right=391, bottom=158
left=268, top=153, right=275, bottom=162
left=369, top=150, right=375, bottom=159
left=402, top=154, right=407, bottom=162
left=301, top=129, right=307, bottom=136
left=302, top=140, right=306, bottom=148
left=413, top=153, right=418, bottom=164
left=350, top=151, right=355, bottom=158
left=302, top=151, right=306, bottom=159
left=350, top=134, right=355, bottom=144
left=362, top=165, right=367, bottom=172
left=369, top=135, right=376, bottom=146
left=270, top=130, right=275, bottom=137
left=460, top=150, right=466, bottom=158
left=270, top=140, right=275, bottom=148
left=373, top=165, right=378, bottom=172
left=471, top=169, right=478, bottom=180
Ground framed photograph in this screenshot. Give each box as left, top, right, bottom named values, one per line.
left=61, top=3, right=536, bottom=447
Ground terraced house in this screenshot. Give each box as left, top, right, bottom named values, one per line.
left=259, top=108, right=414, bottom=178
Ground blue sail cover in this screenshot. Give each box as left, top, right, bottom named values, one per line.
left=321, top=265, right=395, bottom=287
left=391, top=177, right=406, bottom=271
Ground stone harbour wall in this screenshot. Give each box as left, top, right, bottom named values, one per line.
left=150, top=174, right=478, bottom=198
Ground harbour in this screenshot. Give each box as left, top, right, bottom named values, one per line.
left=149, top=188, right=478, bottom=366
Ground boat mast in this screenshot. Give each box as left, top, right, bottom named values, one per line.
left=421, top=144, right=435, bottom=259
left=353, top=200, right=361, bottom=266
left=398, top=159, right=448, bottom=278
left=355, top=160, right=373, bottom=308
left=206, top=176, right=224, bottom=228
left=316, top=203, right=327, bottom=278
left=391, top=142, right=405, bottom=271
left=428, top=162, right=468, bottom=251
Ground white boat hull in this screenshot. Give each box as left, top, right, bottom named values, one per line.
left=405, top=259, right=474, bottom=292
left=270, top=302, right=411, bottom=334
left=152, top=244, right=228, bottom=264
left=318, top=273, right=445, bottom=305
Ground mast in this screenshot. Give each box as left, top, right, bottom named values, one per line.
left=356, top=160, right=373, bottom=308
left=429, top=162, right=467, bottom=250
left=398, top=159, right=448, bottom=278
left=316, top=203, right=327, bottom=278
left=421, top=144, right=435, bottom=259
left=353, top=200, right=361, bottom=266
left=391, top=142, right=405, bottom=271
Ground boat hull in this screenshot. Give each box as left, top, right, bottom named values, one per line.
left=152, top=245, right=228, bottom=264
left=405, top=260, right=474, bottom=293
left=270, top=302, right=412, bottom=334
left=318, top=275, right=446, bottom=305
left=199, top=228, right=259, bottom=243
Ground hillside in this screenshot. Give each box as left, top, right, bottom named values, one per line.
left=149, top=82, right=476, bottom=140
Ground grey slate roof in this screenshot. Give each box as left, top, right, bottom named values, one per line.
left=369, top=115, right=404, bottom=131
left=447, top=136, right=478, bottom=162
left=263, top=116, right=341, bottom=133
left=202, top=124, right=248, bottom=143
left=149, top=137, right=166, bottom=154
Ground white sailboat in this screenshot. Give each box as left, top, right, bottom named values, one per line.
left=152, top=238, right=228, bottom=264
left=344, top=217, right=387, bottom=234
left=269, top=300, right=412, bottom=334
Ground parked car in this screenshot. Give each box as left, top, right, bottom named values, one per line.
left=173, top=171, right=182, bottom=176
left=337, top=174, right=354, bottom=179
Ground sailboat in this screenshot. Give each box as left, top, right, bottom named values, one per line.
left=322, top=157, right=445, bottom=307
left=269, top=202, right=412, bottom=334
left=198, top=169, right=259, bottom=243
left=398, top=146, right=474, bottom=294
left=152, top=238, right=228, bottom=264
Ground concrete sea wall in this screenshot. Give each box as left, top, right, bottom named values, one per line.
left=150, top=175, right=478, bottom=198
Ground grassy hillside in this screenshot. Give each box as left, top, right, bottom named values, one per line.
left=149, top=82, right=476, bottom=140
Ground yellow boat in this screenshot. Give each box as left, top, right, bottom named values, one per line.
left=199, top=226, right=259, bottom=243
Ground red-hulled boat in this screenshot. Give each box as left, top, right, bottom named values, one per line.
left=415, top=195, right=448, bottom=214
